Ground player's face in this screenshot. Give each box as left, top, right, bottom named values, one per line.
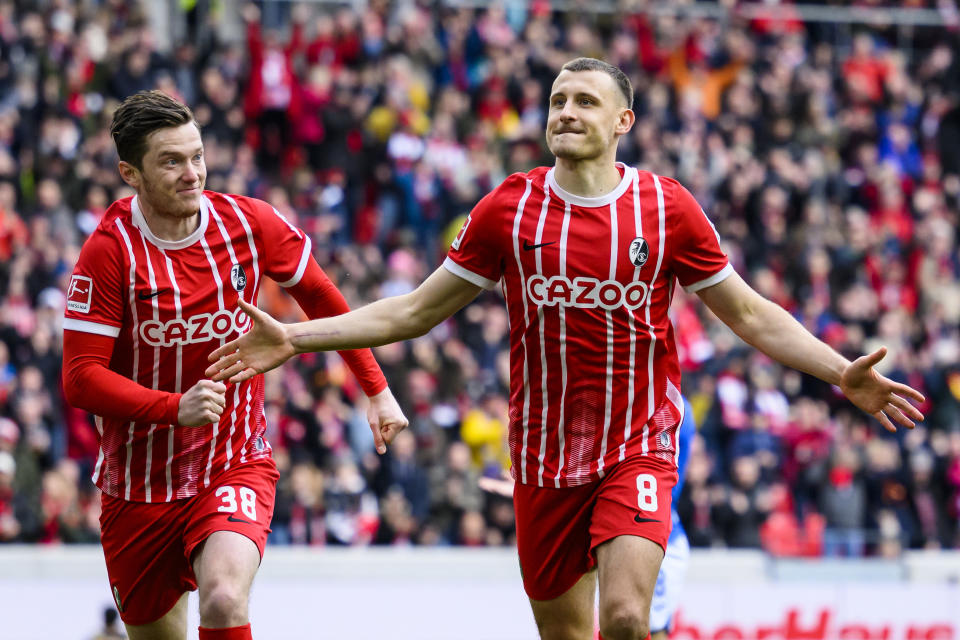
left=546, top=70, right=630, bottom=161
left=127, top=123, right=206, bottom=220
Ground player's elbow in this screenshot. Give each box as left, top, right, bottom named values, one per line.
left=398, top=294, right=443, bottom=340
left=727, top=296, right=779, bottom=344
left=726, top=299, right=761, bottom=335
left=62, top=366, right=88, bottom=410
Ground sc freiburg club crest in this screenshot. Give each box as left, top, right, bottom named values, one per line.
left=230, top=263, right=247, bottom=292
left=629, top=237, right=649, bottom=268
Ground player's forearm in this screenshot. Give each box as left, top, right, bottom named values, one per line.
left=63, top=359, right=181, bottom=424
left=63, top=331, right=182, bottom=425
left=287, top=293, right=433, bottom=353
left=725, top=297, right=848, bottom=386
left=286, top=262, right=387, bottom=396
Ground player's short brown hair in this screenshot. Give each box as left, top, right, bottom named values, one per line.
left=561, top=57, right=633, bottom=108
left=111, top=90, right=198, bottom=169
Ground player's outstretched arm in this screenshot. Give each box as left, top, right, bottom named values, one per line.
left=206, top=266, right=484, bottom=383
left=696, top=271, right=925, bottom=432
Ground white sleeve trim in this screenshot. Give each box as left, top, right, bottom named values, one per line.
left=682, top=263, right=734, bottom=293
left=277, top=236, right=313, bottom=288
left=63, top=318, right=121, bottom=338
left=442, top=257, right=498, bottom=290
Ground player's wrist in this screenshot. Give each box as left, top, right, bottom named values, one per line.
left=366, top=384, right=392, bottom=402
left=285, top=323, right=304, bottom=356
left=167, top=393, right=185, bottom=426
left=825, top=352, right=851, bottom=387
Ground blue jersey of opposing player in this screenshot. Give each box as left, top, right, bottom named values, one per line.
left=650, top=396, right=696, bottom=635
left=669, top=396, right=695, bottom=539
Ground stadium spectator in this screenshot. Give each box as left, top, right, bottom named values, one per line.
left=89, top=606, right=126, bottom=640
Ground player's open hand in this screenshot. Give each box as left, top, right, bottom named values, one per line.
left=839, top=347, right=925, bottom=433
left=205, top=298, right=296, bottom=384
left=178, top=379, right=227, bottom=427
left=366, top=387, right=409, bottom=454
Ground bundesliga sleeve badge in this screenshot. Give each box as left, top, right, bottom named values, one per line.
left=629, top=237, right=649, bottom=268
left=66, top=275, right=93, bottom=313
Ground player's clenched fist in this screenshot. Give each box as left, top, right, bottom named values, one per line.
left=178, top=380, right=227, bottom=427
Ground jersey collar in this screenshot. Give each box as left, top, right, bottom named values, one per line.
left=545, top=162, right=634, bottom=208
left=130, top=194, right=210, bottom=250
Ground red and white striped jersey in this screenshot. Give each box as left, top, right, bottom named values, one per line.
left=64, top=192, right=312, bottom=502
left=445, top=164, right=732, bottom=487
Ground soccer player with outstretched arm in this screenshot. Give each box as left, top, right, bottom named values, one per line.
left=62, top=91, right=408, bottom=640
left=206, top=59, right=924, bottom=640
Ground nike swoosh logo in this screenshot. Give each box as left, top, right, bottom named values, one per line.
left=227, top=514, right=252, bottom=525
left=523, top=240, right=556, bottom=251
left=634, top=514, right=661, bottom=524
left=138, top=289, right=168, bottom=300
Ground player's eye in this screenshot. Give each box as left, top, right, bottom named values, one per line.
left=579, top=98, right=593, bottom=105
left=193, top=153, right=203, bottom=162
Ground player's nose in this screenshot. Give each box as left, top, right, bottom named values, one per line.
left=182, top=163, right=199, bottom=184
left=558, top=101, right=577, bottom=120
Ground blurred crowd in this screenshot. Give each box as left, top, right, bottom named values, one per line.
left=1, top=0, right=959, bottom=556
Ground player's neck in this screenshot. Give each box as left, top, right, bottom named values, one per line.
left=138, top=199, right=200, bottom=241
left=552, top=156, right=622, bottom=199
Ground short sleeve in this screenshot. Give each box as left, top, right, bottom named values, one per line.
left=63, top=229, right=125, bottom=338
left=250, top=198, right=313, bottom=288
left=667, top=180, right=733, bottom=293
left=443, top=178, right=518, bottom=289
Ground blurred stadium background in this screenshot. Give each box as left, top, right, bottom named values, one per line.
left=1, top=0, right=960, bottom=638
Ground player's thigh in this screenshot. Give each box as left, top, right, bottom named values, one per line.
left=595, top=535, right=664, bottom=630
left=193, top=530, right=260, bottom=600
left=185, top=460, right=278, bottom=597
left=514, top=479, right=601, bottom=639
left=514, top=479, right=599, bottom=601
left=124, top=592, right=189, bottom=640
left=528, top=571, right=597, bottom=640
left=100, top=493, right=197, bottom=629
left=589, top=454, right=675, bottom=629
left=649, top=525, right=690, bottom=634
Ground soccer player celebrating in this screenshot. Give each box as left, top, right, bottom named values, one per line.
left=207, top=59, right=924, bottom=640
left=62, top=90, right=408, bottom=640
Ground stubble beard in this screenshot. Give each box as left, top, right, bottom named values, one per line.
left=141, top=174, right=201, bottom=220
left=550, top=138, right=600, bottom=162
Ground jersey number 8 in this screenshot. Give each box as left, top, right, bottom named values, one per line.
left=636, top=474, right=658, bottom=512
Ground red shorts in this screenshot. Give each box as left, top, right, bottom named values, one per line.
left=99, top=459, right=279, bottom=625
left=514, top=453, right=676, bottom=601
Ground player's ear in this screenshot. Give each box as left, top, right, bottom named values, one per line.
left=117, top=161, right=141, bottom=190
left=614, top=108, right=635, bottom=136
